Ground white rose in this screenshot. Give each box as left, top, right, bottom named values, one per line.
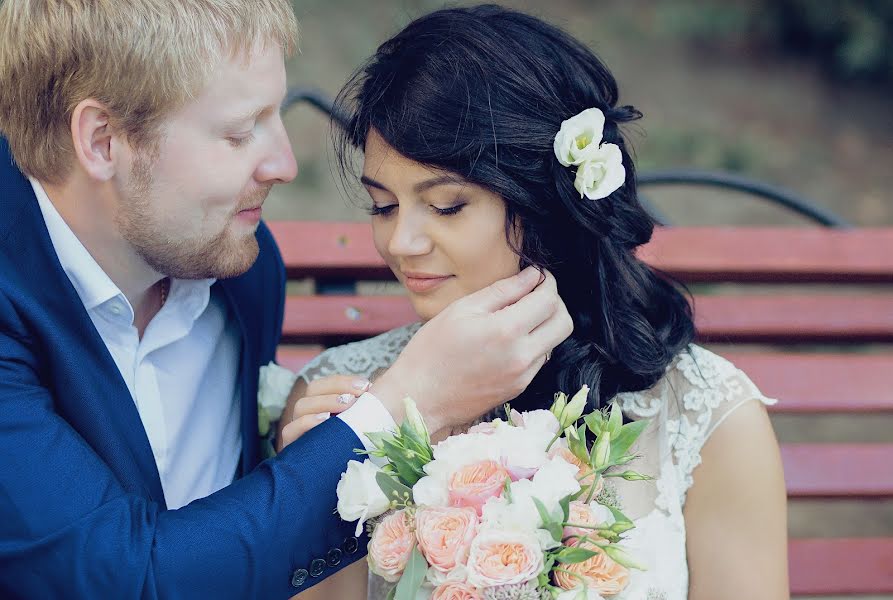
left=412, top=474, right=449, bottom=507
left=257, top=362, right=297, bottom=421
left=493, top=425, right=551, bottom=477
left=513, top=409, right=560, bottom=436
left=529, top=456, right=581, bottom=504
left=555, top=588, right=606, bottom=600
left=573, top=143, right=625, bottom=200
left=336, top=459, right=391, bottom=536
left=553, top=107, right=607, bottom=167
left=428, top=432, right=501, bottom=477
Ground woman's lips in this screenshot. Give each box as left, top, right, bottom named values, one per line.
left=402, top=273, right=453, bottom=293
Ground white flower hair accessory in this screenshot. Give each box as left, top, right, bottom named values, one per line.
left=553, top=107, right=626, bottom=200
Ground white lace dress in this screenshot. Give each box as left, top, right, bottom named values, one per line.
left=298, top=323, right=777, bottom=600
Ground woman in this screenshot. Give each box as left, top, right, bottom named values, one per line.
left=283, top=5, right=788, bottom=599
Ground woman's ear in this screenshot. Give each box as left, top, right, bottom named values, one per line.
left=70, top=99, right=116, bottom=182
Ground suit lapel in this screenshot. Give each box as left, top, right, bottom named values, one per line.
left=0, top=140, right=167, bottom=507
left=217, top=278, right=262, bottom=476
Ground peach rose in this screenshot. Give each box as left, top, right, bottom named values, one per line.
left=416, top=506, right=478, bottom=575
left=431, top=582, right=483, bottom=600
left=466, top=530, right=544, bottom=588
left=550, top=447, right=603, bottom=497
left=368, top=510, right=415, bottom=583
left=553, top=539, right=629, bottom=595
left=448, top=460, right=509, bottom=516
left=563, top=500, right=601, bottom=541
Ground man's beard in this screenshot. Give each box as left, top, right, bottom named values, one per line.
left=115, top=153, right=270, bottom=280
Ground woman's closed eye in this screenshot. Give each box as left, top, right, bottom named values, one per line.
left=367, top=203, right=467, bottom=217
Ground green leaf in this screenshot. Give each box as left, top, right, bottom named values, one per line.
left=590, top=430, right=611, bottom=469
left=609, top=420, right=649, bottom=464
left=532, top=497, right=563, bottom=542
left=607, top=401, right=623, bottom=435
left=394, top=545, right=427, bottom=600
left=376, top=471, right=413, bottom=506
left=554, top=545, right=599, bottom=564
left=584, top=411, right=604, bottom=436
left=601, top=544, right=647, bottom=571
left=550, top=392, right=567, bottom=420
left=559, top=494, right=571, bottom=522
left=606, top=505, right=633, bottom=527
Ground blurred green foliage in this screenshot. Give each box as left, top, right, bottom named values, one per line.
left=658, top=0, right=893, bottom=85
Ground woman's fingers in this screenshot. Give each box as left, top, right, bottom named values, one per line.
left=278, top=412, right=332, bottom=450
left=302, top=374, right=371, bottom=399
left=291, top=393, right=359, bottom=420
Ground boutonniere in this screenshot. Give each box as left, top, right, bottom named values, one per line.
left=257, top=361, right=297, bottom=438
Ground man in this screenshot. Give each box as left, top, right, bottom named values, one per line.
left=0, top=1, right=572, bottom=598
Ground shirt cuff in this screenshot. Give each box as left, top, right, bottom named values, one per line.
left=336, top=391, right=397, bottom=453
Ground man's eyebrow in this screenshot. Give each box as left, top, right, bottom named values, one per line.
left=360, top=173, right=467, bottom=194
left=221, top=106, right=268, bottom=129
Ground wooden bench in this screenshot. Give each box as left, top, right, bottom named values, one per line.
left=270, top=220, right=893, bottom=597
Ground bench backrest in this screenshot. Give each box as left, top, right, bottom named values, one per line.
left=271, top=221, right=893, bottom=597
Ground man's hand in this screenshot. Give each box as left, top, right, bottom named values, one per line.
left=276, top=375, right=370, bottom=452
left=371, top=267, right=573, bottom=432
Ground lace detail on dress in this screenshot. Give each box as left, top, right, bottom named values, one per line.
left=298, top=322, right=422, bottom=384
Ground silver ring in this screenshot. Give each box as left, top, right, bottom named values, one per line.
left=544, top=349, right=552, bottom=363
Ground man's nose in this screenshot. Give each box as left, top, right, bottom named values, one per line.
left=257, top=123, right=298, bottom=184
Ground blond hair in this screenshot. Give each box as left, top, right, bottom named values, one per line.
left=0, top=0, right=298, bottom=182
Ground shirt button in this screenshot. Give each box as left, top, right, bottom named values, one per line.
left=309, top=558, right=326, bottom=578
left=290, top=568, right=309, bottom=588
left=326, top=548, right=343, bottom=567
left=342, top=536, right=359, bottom=555
left=109, top=304, right=122, bottom=315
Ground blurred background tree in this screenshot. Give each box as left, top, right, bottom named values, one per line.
left=268, top=0, right=892, bottom=225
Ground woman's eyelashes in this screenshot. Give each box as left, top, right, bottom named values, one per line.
left=366, top=202, right=468, bottom=217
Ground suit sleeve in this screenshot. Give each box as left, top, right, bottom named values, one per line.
left=0, top=323, right=368, bottom=599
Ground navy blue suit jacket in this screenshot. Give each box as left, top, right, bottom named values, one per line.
left=0, top=138, right=366, bottom=598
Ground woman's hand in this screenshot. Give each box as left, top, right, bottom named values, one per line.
left=275, top=375, right=371, bottom=452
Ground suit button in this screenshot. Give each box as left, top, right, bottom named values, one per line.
left=343, top=536, right=359, bottom=555
left=326, top=548, right=343, bottom=566
left=291, top=568, right=309, bottom=588
left=309, top=558, right=326, bottom=577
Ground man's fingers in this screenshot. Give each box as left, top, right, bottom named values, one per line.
left=494, top=270, right=561, bottom=335
left=525, top=305, right=574, bottom=362
left=279, top=413, right=331, bottom=451
left=461, top=266, right=543, bottom=314
left=292, top=393, right=357, bottom=420
left=302, top=374, right=370, bottom=399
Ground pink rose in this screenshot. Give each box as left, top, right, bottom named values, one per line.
left=466, top=530, right=544, bottom=588
left=368, top=510, right=415, bottom=583
left=563, top=500, right=600, bottom=540
left=448, top=460, right=509, bottom=516
left=553, top=538, right=629, bottom=595
left=416, top=506, right=478, bottom=575
left=431, top=582, right=483, bottom=600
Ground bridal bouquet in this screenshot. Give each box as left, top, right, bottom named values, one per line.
left=335, top=386, right=652, bottom=600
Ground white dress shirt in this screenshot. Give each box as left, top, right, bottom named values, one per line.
left=33, top=178, right=396, bottom=509
left=32, top=179, right=241, bottom=509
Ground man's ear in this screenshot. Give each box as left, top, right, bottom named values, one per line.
left=70, top=99, right=117, bottom=182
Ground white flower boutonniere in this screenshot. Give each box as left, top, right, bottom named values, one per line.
left=257, top=361, right=297, bottom=437
left=553, top=107, right=626, bottom=200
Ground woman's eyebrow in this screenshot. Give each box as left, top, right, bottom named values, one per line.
left=360, top=174, right=466, bottom=194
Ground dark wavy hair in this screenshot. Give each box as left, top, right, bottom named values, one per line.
left=334, top=4, right=696, bottom=412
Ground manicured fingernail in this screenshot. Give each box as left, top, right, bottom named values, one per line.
left=337, top=393, right=354, bottom=405
left=317, top=412, right=331, bottom=421
left=352, top=379, right=371, bottom=392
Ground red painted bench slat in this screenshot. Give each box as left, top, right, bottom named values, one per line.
left=789, top=538, right=893, bottom=595
left=724, top=352, right=893, bottom=414
left=281, top=295, right=893, bottom=343
left=278, top=346, right=893, bottom=414
left=269, top=222, right=893, bottom=283
left=782, top=444, right=893, bottom=498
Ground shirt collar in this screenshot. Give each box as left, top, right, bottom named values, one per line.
left=30, top=177, right=215, bottom=319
